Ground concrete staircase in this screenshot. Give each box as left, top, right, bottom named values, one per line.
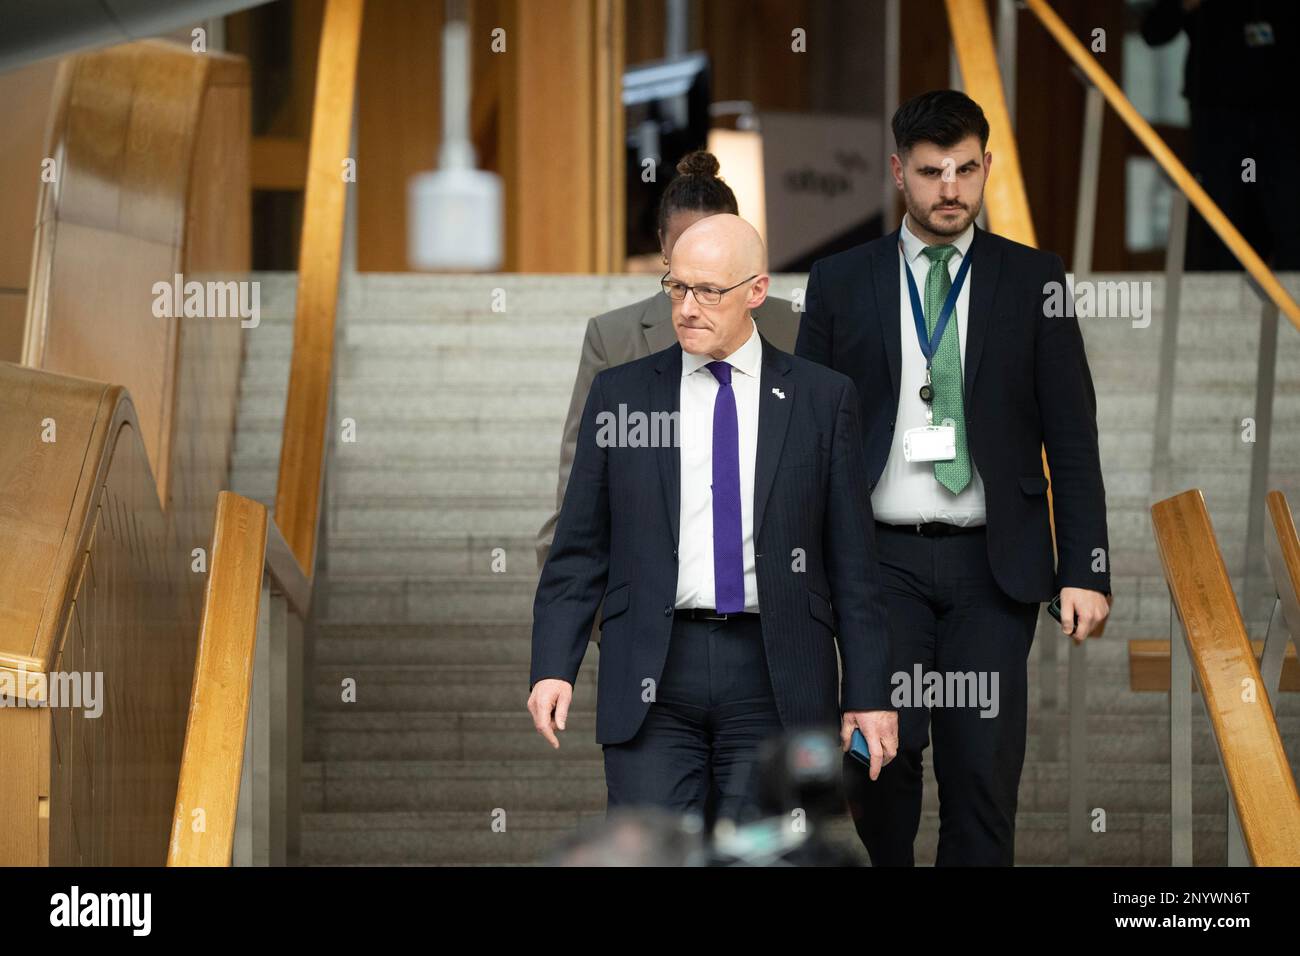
left=230, top=270, right=1300, bottom=865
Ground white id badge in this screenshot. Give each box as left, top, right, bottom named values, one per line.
left=902, top=425, right=956, bottom=463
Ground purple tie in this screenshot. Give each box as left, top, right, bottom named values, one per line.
left=706, top=360, right=744, bottom=612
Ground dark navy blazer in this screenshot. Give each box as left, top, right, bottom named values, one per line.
left=531, top=338, right=893, bottom=746
left=796, top=225, right=1110, bottom=603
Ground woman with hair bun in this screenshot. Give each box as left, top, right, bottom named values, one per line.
left=537, top=150, right=798, bottom=568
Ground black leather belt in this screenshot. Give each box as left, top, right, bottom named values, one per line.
left=876, top=520, right=984, bottom=537
left=675, top=608, right=759, bottom=622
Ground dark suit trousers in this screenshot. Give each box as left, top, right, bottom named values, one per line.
left=844, top=524, right=1038, bottom=866
left=602, top=615, right=783, bottom=825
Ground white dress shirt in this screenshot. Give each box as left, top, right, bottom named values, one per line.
left=676, top=318, right=762, bottom=611
left=871, top=214, right=988, bottom=526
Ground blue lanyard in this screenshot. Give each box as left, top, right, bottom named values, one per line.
left=902, top=244, right=972, bottom=369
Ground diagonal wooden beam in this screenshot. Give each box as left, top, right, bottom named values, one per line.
left=275, top=0, right=364, bottom=576
left=945, top=0, right=1036, bottom=247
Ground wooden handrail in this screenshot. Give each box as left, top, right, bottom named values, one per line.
left=1151, top=489, right=1300, bottom=865
left=274, top=0, right=365, bottom=578
left=169, top=1, right=363, bottom=865
left=168, top=492, right=267, bottom=867
left=168, top=491, right=309, bottom=867
left=1129, top=488, right=1300, bottom=688
left=1022, top=0, right=1300, bottom=330
left=166, top=3, right=364, bottom=865
left=0, top=362, right=208, bottom=864
left=1266, top=491, right=1300, bottom=632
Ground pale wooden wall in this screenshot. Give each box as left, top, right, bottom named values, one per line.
left=0, top=38, right=250, bottom=866
left=0, top=58, right=60, bottom=364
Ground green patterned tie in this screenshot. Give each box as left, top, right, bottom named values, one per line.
left=922, top=244, right=971, bottom=494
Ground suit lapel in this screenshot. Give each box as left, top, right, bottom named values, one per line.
left=642, top=292, right=678, bottom=354
left=872, top=228, right=903, bottom=401
left=963, top=226, right=999, bottom=405
left=754, top=338, right=794, bottom=539
left=651, top=344, right=682, bottom=545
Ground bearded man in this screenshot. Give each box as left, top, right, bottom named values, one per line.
left=796, top=89, right=1111, bottom=866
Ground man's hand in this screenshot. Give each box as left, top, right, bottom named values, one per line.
left=1058, top=587, right=1110, bottom=644
left=528, top=678, right=573, bottom=749
left=841, top=710, right=899, bottom=781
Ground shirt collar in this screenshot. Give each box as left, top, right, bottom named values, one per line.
left=900, top=213, right=975, bottom=264
left=681, top=318, right=762, bottom=379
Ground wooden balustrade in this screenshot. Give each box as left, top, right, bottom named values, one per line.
left=168, top=492, right=308, bottom=866
left=1151, top=489, right=1300, bottom=866
left=0, top=36, right=249, bottom=866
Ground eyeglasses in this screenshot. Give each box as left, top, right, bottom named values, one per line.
left=660, top=272, right=758, bottom=306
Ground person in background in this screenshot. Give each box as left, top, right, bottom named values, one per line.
left=537, top=151, right=799, bottom=569
left=1141, top=0, right=1300, bottom=270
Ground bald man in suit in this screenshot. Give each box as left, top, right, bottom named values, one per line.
left=539, top=274, right=798, bottom=569
left=529, top=214, right=895, bottom=824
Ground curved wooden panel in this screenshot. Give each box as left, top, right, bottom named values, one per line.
left=0, top=58, right=61, bottom=363
left=0, top=362, right=200, bottom=865
left=1151, top=489, right=1300, bottom=866
left=275, top=0, right=364, bottom=577
left=169, top=491, right=267, bottom=867
left=1, top=38, right=251, bottom=866
left=22, top=38, right=249, bottom=509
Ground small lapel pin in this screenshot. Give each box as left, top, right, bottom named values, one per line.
left=771, top=388, right=785, bottom=400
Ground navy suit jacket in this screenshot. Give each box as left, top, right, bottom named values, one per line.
left=531, top=337, right=893, bottom=746
left=796, top=225, right=1110, bottom=603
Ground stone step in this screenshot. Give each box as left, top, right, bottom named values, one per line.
left=314, top=624, right=534, bottom=666
left=242, top=314, right=1298, bottom=364
left=354, top=319, right=1300, bottom=357
left=297, top=526, right=1215, bottom=563
left=310, top=663, right=596, bottom=712
left=303, top=641, right=1300, bottom=720
left=325, top=500, right=550, bottom=538
left=312, top=570, right=1268, bottom=628
left=230, top=417, right=1300, bottom=466
left=306, top=489, right=1237, bottom=535
left=296, top=801, right=1235, bottom=865
left=309, top=711, right=603, bottom=762
left=248, top=268, right=1298, bottom=310
left=237, top=388, right=574, bottom=422
left=304, top=685, right=1300, bottom=768
left=345, top=273, right=803, bottom=320
left=319, top=533, right=543, bottom=577
left=235, top=269, right=1300, bottom=867
left=301, top=757, right=605, bottom=814
left=318, top=618, right=1144, bottom=654
left=302, top=322, right=1300, bottom=365
left=241, top=348, right=1300, bottom=392
left=232, top=458, right=558, bottom=499
left=303, top=647, right=1300, bottom=755
left=308, top=587, right=1265, bottom=638
left=226, top=464, right=1282, bottom=532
